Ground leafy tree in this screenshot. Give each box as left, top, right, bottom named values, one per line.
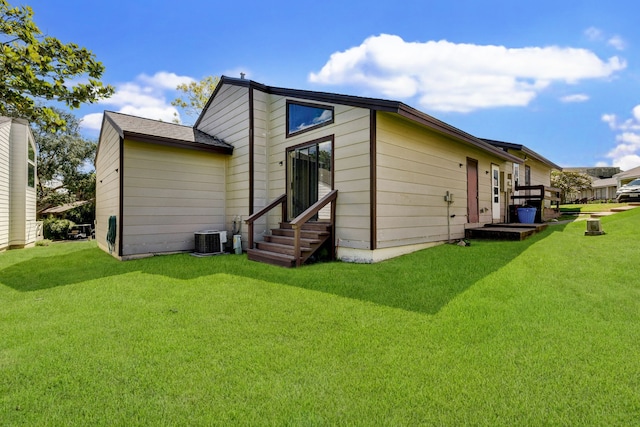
left=0, top=1, right=114, bottom=130
left=33, top=108, right=96, bottom=215
left=551, top=170, right=592, bottom=203
left=171, top=75, right=219, bottom=122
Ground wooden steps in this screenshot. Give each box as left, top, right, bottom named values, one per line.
left=247, top=222, right=332, bottom=267
left=465, top=223, right=548, bottom=241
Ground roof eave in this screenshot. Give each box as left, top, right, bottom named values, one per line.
left=397, top=106, right=522, bottom=163
left=201, top=77, right=521, bottom=163
left=520, top=146, right=562, bottom=171
left=123, top=131, right=233, bottom=155
left=482, top=138, right=562, bottom=170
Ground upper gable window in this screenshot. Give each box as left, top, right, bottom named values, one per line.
left=286, top=101, right=334, bottom=137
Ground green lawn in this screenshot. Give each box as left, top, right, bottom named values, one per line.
left=559, top=202, right=631, bottom=212
left=2, top=209, right=640, bottom=425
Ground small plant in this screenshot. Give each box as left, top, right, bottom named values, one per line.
left=35, top=239, right=52, bottom=247
left=43, top=218, right=74, bottom=240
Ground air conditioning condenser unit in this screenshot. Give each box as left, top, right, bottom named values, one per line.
left=194, top=230, right=227, bottom=255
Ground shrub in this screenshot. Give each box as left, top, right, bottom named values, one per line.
left=43, top=218, right=74, bottom=240
left=35, top=239, right=52, bottom=247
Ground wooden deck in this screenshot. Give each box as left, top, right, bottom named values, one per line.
left=465, top=223, right=548, bottom=241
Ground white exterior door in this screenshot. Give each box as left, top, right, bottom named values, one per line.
left=491, top=164, right=501, bottom=221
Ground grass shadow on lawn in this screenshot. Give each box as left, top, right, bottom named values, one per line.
left=0, top=223, right=568, bottom=314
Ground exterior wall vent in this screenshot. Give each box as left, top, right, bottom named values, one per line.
left=194, top=230, right=227, bottom=255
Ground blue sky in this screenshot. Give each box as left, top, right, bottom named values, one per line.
left=25, top=0, right=640, bottom=170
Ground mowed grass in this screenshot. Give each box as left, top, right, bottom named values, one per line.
left=1, top=209, right=640, bottom=425
left=560, top=202, right=631, bottom=212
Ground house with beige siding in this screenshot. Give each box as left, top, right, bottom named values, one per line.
left=0, top=117, right=38, bottom=251
left=483, top=139, right=562, bottom=222
left=96, top=76, right=562, bottom=265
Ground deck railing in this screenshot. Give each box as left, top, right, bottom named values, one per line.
left=511, top=185, right=562, bottom=220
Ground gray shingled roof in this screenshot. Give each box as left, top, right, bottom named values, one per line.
left=104, top=111, right=233, bottom=154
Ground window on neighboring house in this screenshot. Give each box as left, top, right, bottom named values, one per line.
left=27, top=141, right=36, bottom=188
left=286, top=101, right=334, bottom=137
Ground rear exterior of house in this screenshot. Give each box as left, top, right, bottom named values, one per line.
left=0, top=117, right=37, bottom=251
left=96, top=77, right=525, bottom=263
left=483, top=139, right=562, bottom=222
left=95, top=113, right=233, bottom=258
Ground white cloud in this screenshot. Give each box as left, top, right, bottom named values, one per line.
left=137, top=71, right=195, bottom=89
left=80, top=113, right=104, bottom=131
left=585, top=27, right=603, bottom=41
left=601, top=113, right=617, bottom=129
left=585, top=27, right=626, bottom=51
left=608, top=35, right=626, bottom=51
left=602, top=106, right=640, bottom=170
left=309, top=34, right=626, bottom=112
left=613, top=155, right=640, bottom=171
left=560, top=94, right=589, bottom=103
left=80, top=71, right=195, bottom=131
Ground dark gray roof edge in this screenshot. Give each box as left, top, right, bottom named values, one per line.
left=482, top=138, right=562, bottom=170
left=197, top=76, right=521, bottom=162
left=103, top=111, right=233, bottom=155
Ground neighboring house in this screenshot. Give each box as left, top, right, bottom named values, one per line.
left=0, top=117, right=38, bottom=251
left=564, top=167, right=621, bottom=202
left=96, top=76, right=555, bottom=264
left=591, top=177, right=618, bottom=201
left=615, top=165, right=640, bottom=187
left=482, top=139, right=562, bottom=221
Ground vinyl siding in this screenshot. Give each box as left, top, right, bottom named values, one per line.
left=0, top=122, right=9, bottom=250
left=95, top=121, right=121, bottom=256
left=251, top=88, right=270, bottom=239
left=121, top=139, right=226, bottom=256
left=265, top=94, right=372, bottom=249
left=197, top=84, right=250, bottom=245
left=376, top=112, right=503, bottom=248
left=1, top=119, right=36, bottom=249
left=507, top=151, right=552, bottom=188
left=528, top=159, right=552, bottom=187
left=24, top=133, right=37, bottom=245
left=8, top=121, right=29, bottom=247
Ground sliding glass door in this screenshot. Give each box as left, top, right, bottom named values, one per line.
left=287, top=137, right=333, bottom=220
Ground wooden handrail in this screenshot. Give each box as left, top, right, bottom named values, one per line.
left=245, top=193, right=287, bottom=250
left=512, top=184, right=562, bottom=218
left=290, top=190, right=338, bottom=267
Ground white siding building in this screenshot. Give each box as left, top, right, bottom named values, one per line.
left=0, top=117, right=37, bottom=251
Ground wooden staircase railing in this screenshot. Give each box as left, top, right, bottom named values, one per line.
left=289, top=190, right=338, bottom=267
left=245, top=190, right=338, bottom=267
left=245, top=193, right=287, bottom=251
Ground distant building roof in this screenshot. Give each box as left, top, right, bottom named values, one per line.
left=591, top=177, right=617, bottom=188
left=563, top=166, right=621, bottom=178
left=614, top=165, right=640, bottom=180
left=103, top=111, right=234, bottom=155
left=41, top=200, right=91, bottom=215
